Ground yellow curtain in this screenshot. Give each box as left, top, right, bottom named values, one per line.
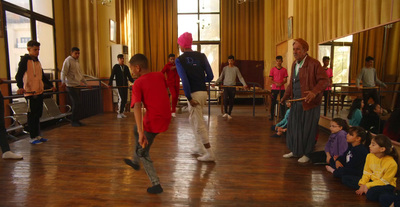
left=274, top=0, right=288, bottom=44
left=350, top=26, right=385, bottom=81
left=142, top=0, right=178, bottom=71
left=221, top=0, right=264, bottom=61
left=63, top=0, right=99, bottom=77
left=120, top=0, right=144, bottom=58
left=293, top=0, right=400, bottom=58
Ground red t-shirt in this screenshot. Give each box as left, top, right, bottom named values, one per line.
left=269, top=67, right=288, bottom=90
left=161, top=62, right=180, bottom=86
left=325, top=68, right=333, bottom=91
left=131, top=72, right=171, bottom=133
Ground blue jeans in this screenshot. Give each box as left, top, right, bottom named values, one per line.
left=133, top=125, right=160, bottom=186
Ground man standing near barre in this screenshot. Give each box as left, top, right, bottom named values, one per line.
left=61, top=47, right=89, bottom=127
left=176, top=32, right=215, bottom=162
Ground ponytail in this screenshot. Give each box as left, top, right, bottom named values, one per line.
left=348, top=126, right=371, bottom=147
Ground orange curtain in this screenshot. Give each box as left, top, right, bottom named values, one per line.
left=120, top=0, right=144, bottom=58
left=142, top=0, right=178, bottom=71
left=221, top=0, right=264, bottom=62
left=63, top=0, right=99, bottom=77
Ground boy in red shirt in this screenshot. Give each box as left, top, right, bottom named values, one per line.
left=322, top=56, right=333, bottom=116
left=269, top=56, right=288, bottom=121
left=161, top=54, right=180, bottom=117
left=123, top=54, right=171, bottom=194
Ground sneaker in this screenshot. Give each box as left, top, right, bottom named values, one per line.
left=147, top=184, right=163, bottom=194
left=2, top=151, right=23, bottom=160
left=227, top=115, right=232, bottom=119
left=171, top=113, right=176, bottom=117
left=37, top=136, right=48, bottom=142
left=283, top=152, right=293, bottom=158
left=124, top=158, right=140, bottom=170
left=117, top=114, right=123, bottom=119
left=71, top=122, right=82, bottom=127
left=298, top=155, right=310, bottom=163
left=190, top=145, right=205, bottom=155
left=197, top=152, right=215, bottom=162
left=222, top=113, right=228, bottom=118
left=30, top=137, right=42, bottom=145
left=121, top=113, right=127, bottom=118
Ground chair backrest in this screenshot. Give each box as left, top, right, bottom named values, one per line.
left=8, top=102, right=28, bottom=125
left=43, top=98, right=62, bottom=117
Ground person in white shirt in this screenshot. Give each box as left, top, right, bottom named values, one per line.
left=61, top=47, right=89, bottom=127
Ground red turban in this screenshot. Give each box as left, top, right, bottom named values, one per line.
left=293, top=38, right=309, bottom=51
left=178, top=32, right=193, bottom=49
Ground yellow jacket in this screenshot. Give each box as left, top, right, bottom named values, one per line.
left=359, top=153, right=398, bottom=188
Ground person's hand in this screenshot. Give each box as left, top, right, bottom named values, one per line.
left=17, top=88, right=25, bottom=95
left=357, top=86, right=362, bottom=90
left=244, top=85, right=249, bottom=90
left=335, top=160, right=344, bottom=169
left=189, top=99, right=199, bottom=107
left=282, top=128, right=287, bottom=132
left=356, top=185, right=368, bottom=195
left=171, top=66, right=176, bottom=70
left=333, top=155, right=339, bottom=160
left=211, top=84, right=216, bottom=88
left=51, top=87, right=57, bottom=92
left=138, top=131, right=148, bottom=148
left=326, top=156, right=331, bottom=164
left=304, top=91, right=316, bottom=103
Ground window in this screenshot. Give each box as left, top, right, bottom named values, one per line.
left=318, top=35, right=352, bottom=85
left=2, top=0, right=56, bottom=95
left=177, top=0, right=220, bottom=81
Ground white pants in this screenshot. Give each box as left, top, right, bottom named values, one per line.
left=188, top=91, right=209, bottom=145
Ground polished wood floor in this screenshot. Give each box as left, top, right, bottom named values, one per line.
left=0, top=105, right=381, bottom=206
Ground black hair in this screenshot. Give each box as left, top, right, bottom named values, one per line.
left=322, top=56, right=330, bottom=61
left=348, top=126, right=371, bottom=147
left=365, top=103, right=379, bottom=114
left=71, top=47, right=80, bottom=52
left=228, top=55, right=234, bottom=60
left=332, top=118, right=350, bottom=132
left=27, top=40, right=40, bottom=47
left=348, top=98, right=363, bottom=119
left=276, top=56, right=283, bottom=60
left=386, top=109, right=400, bottom=137
left=117, top=54, right=124, bottom=59
left=168, top=54, right=175, bottom=58
left=373, top=135, right=399, bottom=164
left=129, top=53, right=148, bottom=69
left=365, top=56, right=374, bottom=62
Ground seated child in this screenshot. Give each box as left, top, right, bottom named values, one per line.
left=270, top=101, right=291, bottom=138
left=360, top=103, right=386, bottom=134
left=310, top=118, right=349, bottom=164
left=348, top=98, right=364, bottom=127
left=325, top=126, right=370, bottom=189
left=356, top=135, right=398, bottom=204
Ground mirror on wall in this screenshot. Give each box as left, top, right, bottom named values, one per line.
left=318, top=21, right=400, bottom=136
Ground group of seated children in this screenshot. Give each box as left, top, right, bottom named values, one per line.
left=313, top=116, right=399, bottom=206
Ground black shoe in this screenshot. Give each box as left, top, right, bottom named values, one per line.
left=270, top=134, right=281, bottom=138
left=269, top=117, right=274, bottom=121
left=124, top=158, right=140, bottom=170
left=71, top=122, right=81, bottom=127
left=270, top=125, right=276, bottom=131
left=147, top=184, right=163, bottom=194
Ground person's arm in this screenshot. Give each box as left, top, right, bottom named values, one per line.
left=338, top=132, right=349, bottom=156
left=175, top=58, right=193, bottom=101
left=108, top=66, right=116, bottom=86
left=203, top=55, right=214, bottom=82
left=358, top=154, right=372, bottom=186
left=126, top=67, right=134, bottom=83
left=60, top=58, right=70, bottom=85
left=214, top=68, right=225, bottom=85
left=374, top=69, right=387, bottom=88
left=41, top=70, right=55, bottom=90
left=356, top=69, right=364, bottom=88
left=133, top=102, right=148, bottom=148
left=15, top=57, right=27, bottom=92
left=281, top=64, right=295, bottom=103
left=236, top=67, right=247, bottom=87
left=306, top=62, right=329, bottom=103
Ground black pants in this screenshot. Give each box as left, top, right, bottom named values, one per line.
left=67, top=87, right=82, bottom=123
left=118, top=87, right=128, bottom=114
left=270, top=90, right=286, bottom=119
left=0, top=91, right=10, bottom=153
left=362, top=88, right=379, bottom=106
left=323, top=90, right=330, bottom=116
left=25, top=94, right=43, bottom=138
left=223, top=87, right=236, bottom=115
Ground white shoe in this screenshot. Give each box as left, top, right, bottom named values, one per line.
left=190, top=145, right=205, bottom=155
left=121, top=113, right=127, bottom=118
left=2, top=151, right=23, bottom=160
left=117, top=114, right=123, bottom=118
left=222, top=113, right=228, bottom=118
left=171, top=113, right=176, bottom=117
left=283, top=152, right=294, bottom=158
left=197, top=151, right=215, bottom=162
left=227, top=115, right=232, bottom=119
left=298, top=155, right=310, bottom=163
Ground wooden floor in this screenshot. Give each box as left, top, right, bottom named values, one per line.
left=0, top=105, right=380, bottom=207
